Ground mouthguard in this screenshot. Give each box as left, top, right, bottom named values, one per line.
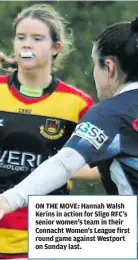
left=20, top=51, right=35, bottom=58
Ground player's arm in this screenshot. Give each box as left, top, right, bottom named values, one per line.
left=0, top=164, right=100, bottom=218
left=72, top=165, right=100, bottom=181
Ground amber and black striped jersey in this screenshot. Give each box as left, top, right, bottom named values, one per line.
left=0, top=71, right=94, bottom=258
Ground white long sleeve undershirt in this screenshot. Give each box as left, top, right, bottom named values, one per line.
left=2, top=148, right=86, bottom=211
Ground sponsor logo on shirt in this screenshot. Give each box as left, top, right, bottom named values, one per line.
left=73, top=122, right=108, bottom=149
left=0, top=150, right=42, bottom=172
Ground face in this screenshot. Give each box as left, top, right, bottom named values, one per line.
left=92, top=44, right=109, bottom=100
left=14, top=18, right=61, bottom=70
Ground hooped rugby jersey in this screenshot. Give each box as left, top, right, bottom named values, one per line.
left=0, top=71, right=94, bottom=258
left=65, top=82, right=138, bottom=195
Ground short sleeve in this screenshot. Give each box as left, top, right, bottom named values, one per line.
left=64, top=102, right=120, bottom=167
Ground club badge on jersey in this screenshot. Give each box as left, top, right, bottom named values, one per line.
left=40, top=118, right=65, bottom=140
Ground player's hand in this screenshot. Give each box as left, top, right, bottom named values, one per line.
left=0, top=196, right=11, bottom=219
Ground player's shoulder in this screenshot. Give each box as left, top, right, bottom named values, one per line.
left=57, top=79, right=94, bottom=104
left=92, top=92, right=136, bottom=116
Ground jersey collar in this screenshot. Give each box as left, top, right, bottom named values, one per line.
left=120, top=82, right=138, bottom=94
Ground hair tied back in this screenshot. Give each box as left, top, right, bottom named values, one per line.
left=131, top=17, right=138, bottom=33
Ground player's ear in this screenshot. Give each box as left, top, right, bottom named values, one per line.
left=105, top=58, right=116, bottom=78
left=52, top=41, right=62, bottom=57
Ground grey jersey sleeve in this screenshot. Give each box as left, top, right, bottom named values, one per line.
left=2, top=148, right=86, bottom=211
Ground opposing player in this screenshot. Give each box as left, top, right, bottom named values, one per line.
left=0, top=3, right=98, bottom=259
